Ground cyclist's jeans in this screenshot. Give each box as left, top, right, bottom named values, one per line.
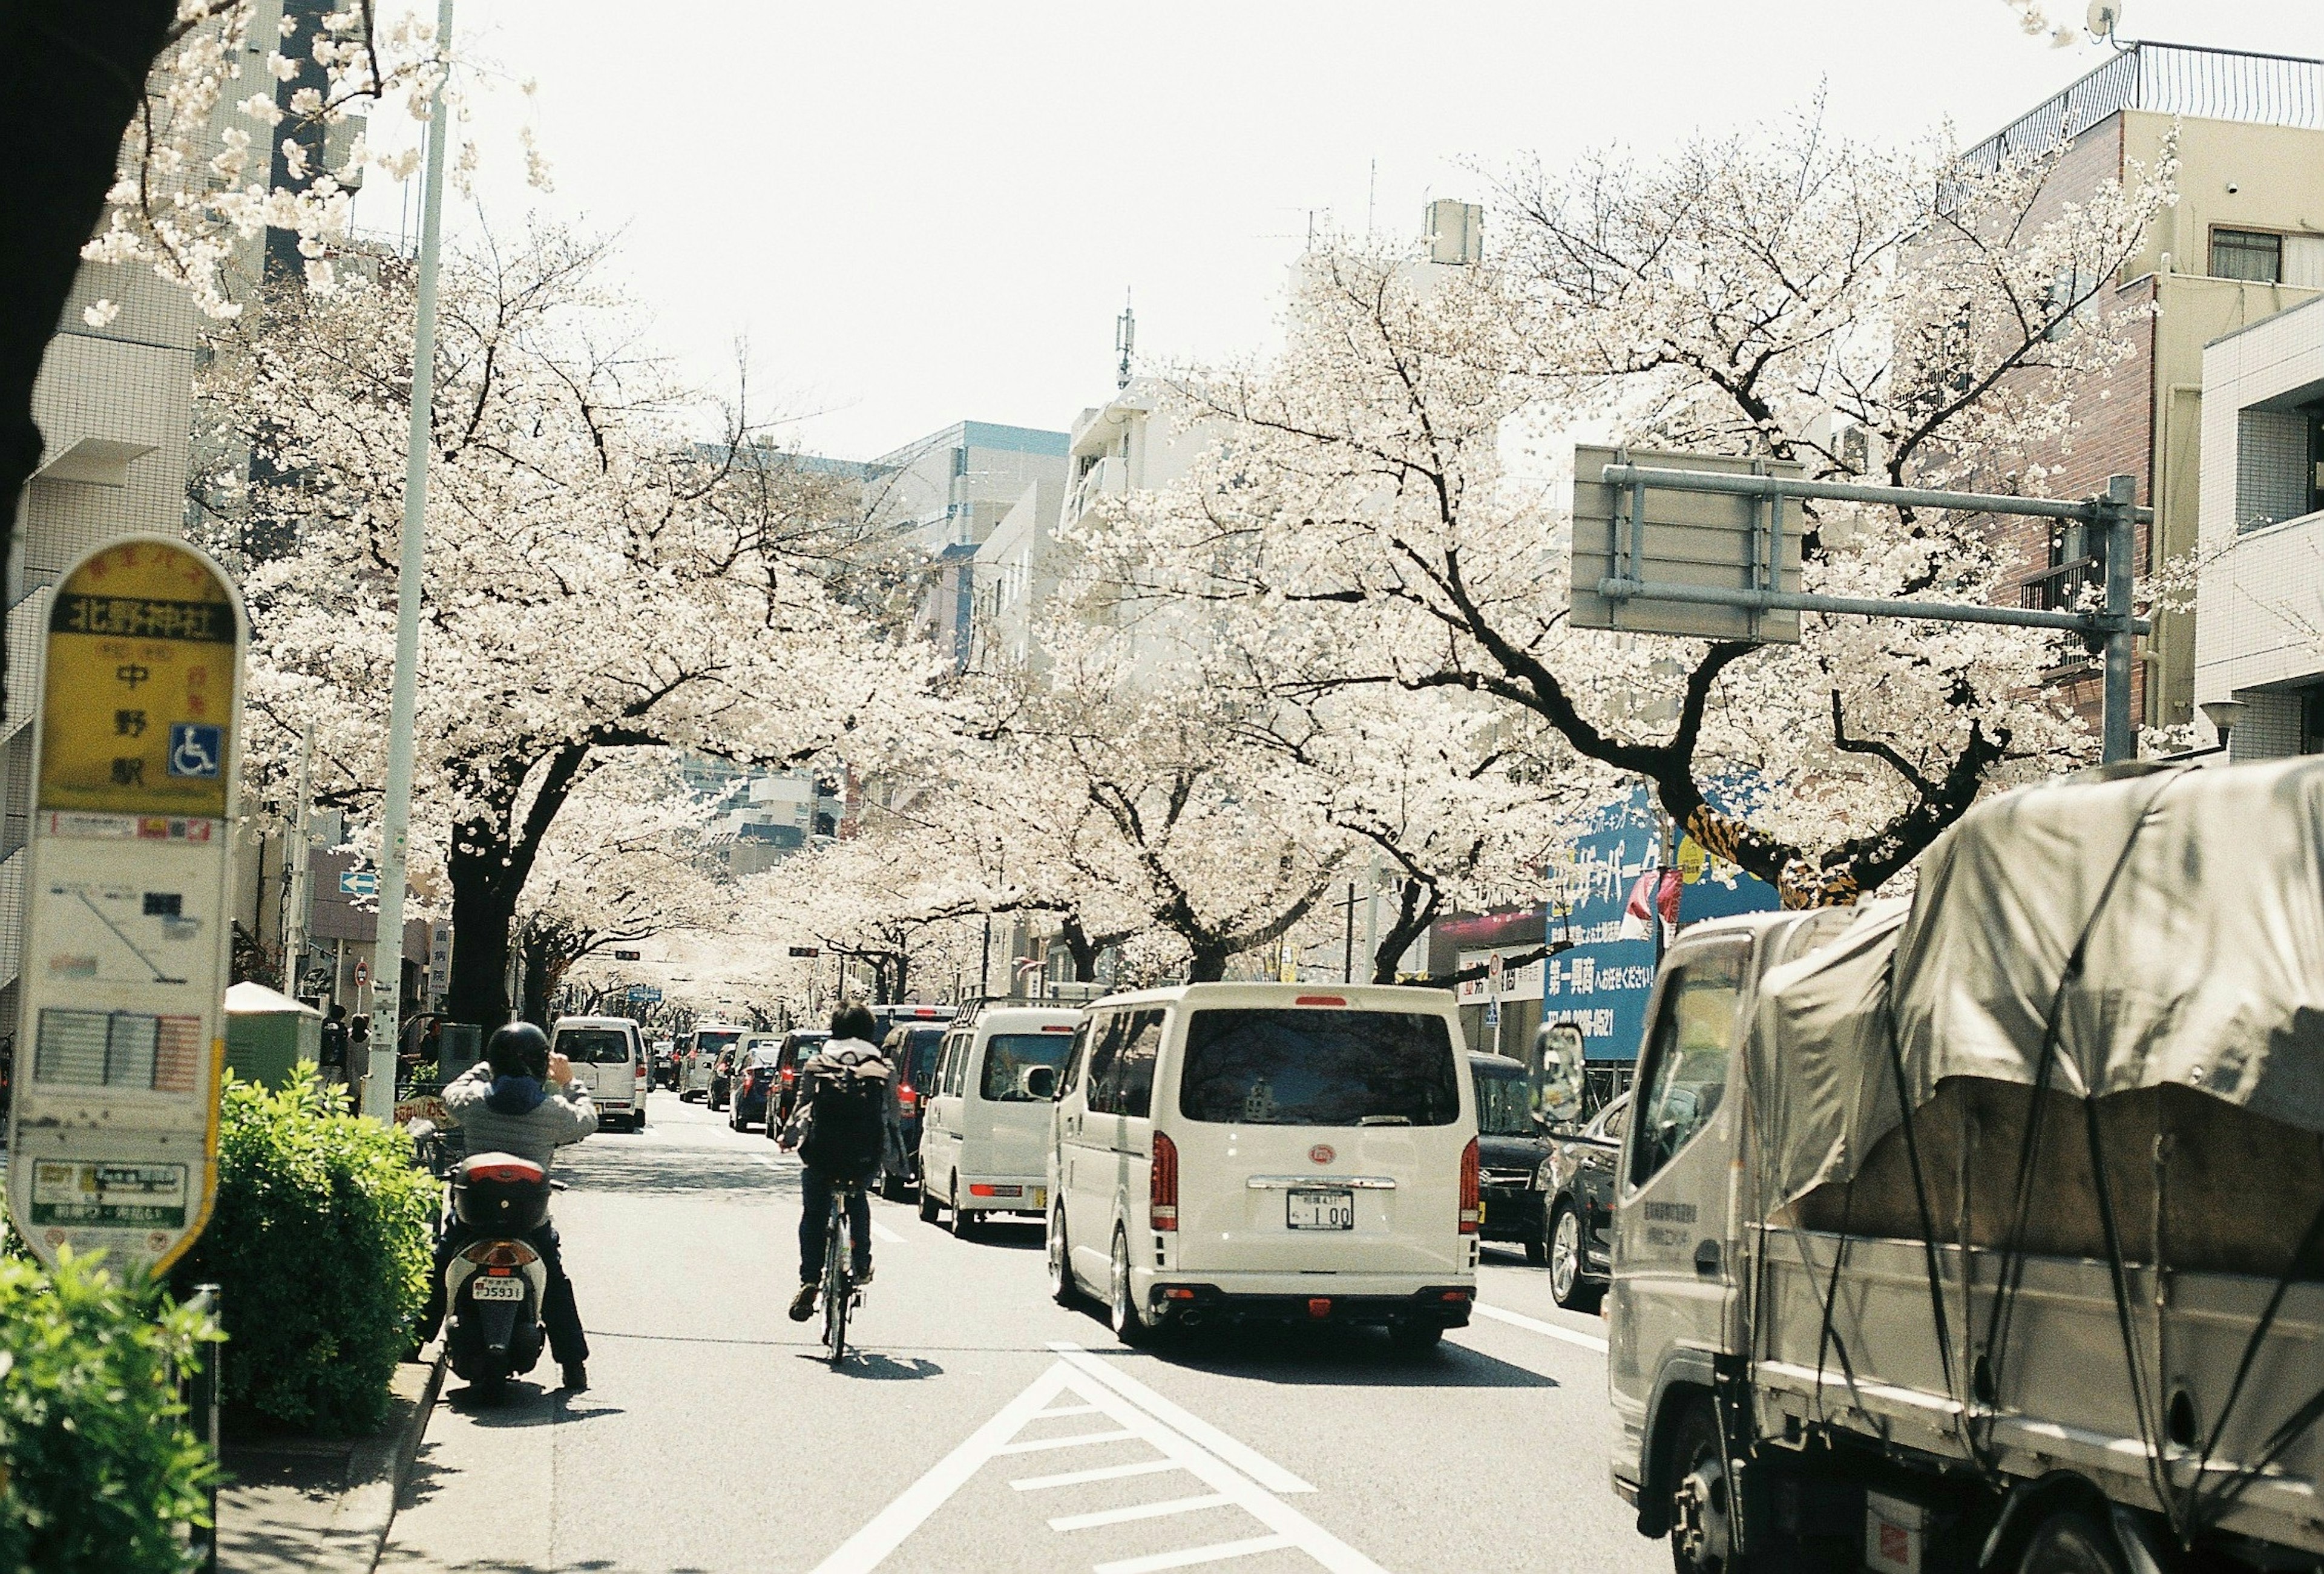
left=799, top=1167, right=872, bottom=1284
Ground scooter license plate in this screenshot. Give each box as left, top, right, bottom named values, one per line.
left=469, top=1276, right=524, bottom=1301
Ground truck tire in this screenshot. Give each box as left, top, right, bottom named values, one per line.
left=2016, top=1508, right=2127, bottom=1574
left=1666, top=1397, right=1752, bottom=1574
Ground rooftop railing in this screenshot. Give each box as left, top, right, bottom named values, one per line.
left=1965, top=42, right=2323, bottom=171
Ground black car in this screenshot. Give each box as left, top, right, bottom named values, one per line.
left=1537, top=1091, right=1629, bottom=1310
left=878, top=1023, right=948, bottom=1201
left=764, top=1029, right=831, bottom=1138
left=1470, top=1052, right=1552, bottom=1262
left=729, top=1040, right=783, bottom=1132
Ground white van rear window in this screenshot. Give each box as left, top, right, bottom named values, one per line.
left=557, top=1030, right=632, bottom=1064
left=1180, top=1010, right=1460, bottom=1127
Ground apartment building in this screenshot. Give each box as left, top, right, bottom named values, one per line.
left=1965, top=42, right=2324, bottom=734
left=2190, top=292, right=2324, bottom=757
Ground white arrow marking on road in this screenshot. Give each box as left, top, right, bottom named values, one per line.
left=1471, top=1302, right=1609, bottom=1354
left=808, top=1346, right=1386, bottom=1574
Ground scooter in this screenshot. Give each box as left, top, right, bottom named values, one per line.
left=442, top=1152, right=553, bottom=1400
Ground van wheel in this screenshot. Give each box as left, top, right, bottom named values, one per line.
left=1048, top=1209, right=1080, bottom=1306
left=1666, top=1397, right=1753, bottom=1573
left=2016, top=1508, right=2129, bottom=1574
left=1549, top=1204, right=1603, bottom=1313
left=1108, top=1226, right=1152, bottom=1345
left=950, top=1178, right=979, bottom=1240
left=917, top=1186, right=938, bottom=1224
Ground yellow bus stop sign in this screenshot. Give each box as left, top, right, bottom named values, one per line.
left=6, top=537, right=246, bottom=1279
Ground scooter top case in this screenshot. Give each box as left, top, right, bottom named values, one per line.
left=454, top=1153, right=551, bottom=1232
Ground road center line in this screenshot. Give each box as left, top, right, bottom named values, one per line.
left=1472, top=1302, right=1610, bottom=1353
left=1048, top=1342, right=1315, bottom=1495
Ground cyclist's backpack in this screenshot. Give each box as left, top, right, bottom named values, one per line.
left=798, top=1046, right=891, bottom=1179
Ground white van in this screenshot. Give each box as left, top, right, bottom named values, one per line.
left=681, top=1022, right=747, bottom=1103
left=549, top=1015, right=646, bottom=1132
left=916, top=1007, right=1082, bottom=1236
left=1046, top=982, right=1479, bottom=1349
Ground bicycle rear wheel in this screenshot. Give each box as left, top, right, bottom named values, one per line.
left=821, top=1197, right=850, bottom=1365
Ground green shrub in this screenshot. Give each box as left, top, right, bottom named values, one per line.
left=0, top=1249, right=219, bottom=1574
left=174, top=1069, right=435, bottom=1435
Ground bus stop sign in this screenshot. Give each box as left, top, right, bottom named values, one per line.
left=6, top=536, right=246, bottom=1279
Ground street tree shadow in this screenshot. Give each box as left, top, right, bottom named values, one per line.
left=558, top=1144, right=799, bottom=1200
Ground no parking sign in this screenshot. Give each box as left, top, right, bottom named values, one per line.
left=5, top=536, right=246, bottom=1278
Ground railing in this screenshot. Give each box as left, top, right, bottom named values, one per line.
left=180, top=1282, right=222, bottom=1574
left=1965, top=42, right=2323, bottom=171
left=1065, top=455, right=1126, bottom=521
left=2020, top=556, right=2103, bottom=613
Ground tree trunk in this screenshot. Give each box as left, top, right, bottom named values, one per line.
left=1371, top=877, right=1440, bottom=985
left=445, top=843, right=519, bottom=1028
left=1058, top=914, right=1103, bottom=982
left=1185, top=943, right=1229, bottom=984
left=0, top=1, right=177, bottom=710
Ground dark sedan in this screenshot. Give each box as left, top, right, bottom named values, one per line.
left=879, top=1023, right=948, bottom=1201
left=1537, top=1092, right=1629, bottom=1310
left=729, top=1043, right=782, bottom=1132
left=1470, top=1052, right=1552, bottom=1262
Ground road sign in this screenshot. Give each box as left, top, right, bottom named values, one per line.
left=1483, top=1000, right=1501, bottom=1028
left=626, top=985, right=663, bottom=1003
left=7, top=536, right=246, bottom=1278
left=353, top=959, right=370, bottom=988
left=338, top=868, right=378, bottom=897
left=612, top=948, right=642, bottom=962
left=1570, top=444, right=1805, bottom=643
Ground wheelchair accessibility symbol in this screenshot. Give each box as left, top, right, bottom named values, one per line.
left=166, top=724, right=223, bottom=780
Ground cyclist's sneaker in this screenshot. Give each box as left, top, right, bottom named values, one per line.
left=788, top=1282, right=818, bottom=1322
left=853, top=1261, right=873, bottom=1286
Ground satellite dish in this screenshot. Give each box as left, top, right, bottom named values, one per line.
left=2087, top=0, right=2122, bottom=39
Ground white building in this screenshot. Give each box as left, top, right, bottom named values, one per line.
left=2191, top=292, right=2324, bottom=757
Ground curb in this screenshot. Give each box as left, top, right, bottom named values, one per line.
left=345, top=1349, right=447, bottom=1573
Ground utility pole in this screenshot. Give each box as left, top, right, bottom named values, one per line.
left=281, top=722, right=315, bottom=997
left=1342, top=880, right=1356, bottom=984
left=364, top=0, right=455, bottom=1120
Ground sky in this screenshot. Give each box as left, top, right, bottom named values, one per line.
left=353, top=0, right=2323, bottom=462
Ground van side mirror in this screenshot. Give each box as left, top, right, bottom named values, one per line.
left=1022, top=1064, right=1059, bottom=1101
left=1537, top=1022, right=1587, bottom=1129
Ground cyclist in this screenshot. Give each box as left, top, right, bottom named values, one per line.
left=782, top=1003, right=894, bottom=1322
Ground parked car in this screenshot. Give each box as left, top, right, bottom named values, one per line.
left=1535, top=1091, right=1627, bottom=1310
left=729, top=1034, right=784, bottom=1132
left=681, top=1023, right=747, bottom=1105
left=548, top=1015, right=646, bottom=1132
left=764, top=1028, right=830, bottom=1136
left=878, top=1022, right=950, bottom=1199
left=914, top=1007, right=1080, bottom=1232
left=1469, top=1052, right=1549, bottom=1263
left=1047, top=981, right=1479, bottom=1350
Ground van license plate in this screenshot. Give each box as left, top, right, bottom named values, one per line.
left=1287, top=1189, right=1354, bottom=1230
left=469, top=1277, right=524, bottom=1302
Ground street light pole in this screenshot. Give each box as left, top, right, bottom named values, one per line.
left=281, top=721, right=314, bottom=995
left=363, top=0, right=455, bottom=1120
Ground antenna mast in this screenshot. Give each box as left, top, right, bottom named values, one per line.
left=1115, top=291, right=1135, bottom=390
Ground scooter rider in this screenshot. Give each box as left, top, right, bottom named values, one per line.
left=418, top=1021, right=597, bottom=1391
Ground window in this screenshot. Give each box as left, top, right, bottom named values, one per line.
left=1472, top=1062, right=1534, bottom=1136
left=1600, top=1099, right=1629, bottom=1140
left=1630, top=944, right=1747, bottom=1187
left=943, top=1035, right=971, bottom=1098
left=1178, top=1009, right=1461, bottom=1127
left=554, top=1029, right=632, bottom=1065
left=1060, top=1021, right=1092, bottom=1097
left=2212, top=228, right=2283, bottom=284
left=1080, top=1013, right=1124, bottom=1107
left=980, top=1033, right=1076, bottom=1102
left=1088, top=1010, right=1163, bottom=1118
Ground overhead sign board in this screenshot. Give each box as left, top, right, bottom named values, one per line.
left=7, top=537, right=246, bottom=1278
left=1569, top=445, right=1805, bottom=644
left=626, top=985, right=663, bottom=1003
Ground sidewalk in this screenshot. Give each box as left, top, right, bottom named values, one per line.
left=218, top=1354, right=444, bottom=1574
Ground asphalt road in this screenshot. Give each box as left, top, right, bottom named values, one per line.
left=378, top=1092, right=1662, bottom=1574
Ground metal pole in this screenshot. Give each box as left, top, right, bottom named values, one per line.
left=366, top=0, right=456, bottom=1121
left=2101, top=473, right=2138, bottom=763
left=1599, top=461, right=2155, bottom=526
left=1593, top=576, right=2147, bottom=637
left=1342, top=881, right=1355, bottom=985
left=282, top=723, right=314, bottom=997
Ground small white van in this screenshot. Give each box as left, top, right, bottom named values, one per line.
left=549, top=1015, right=646, bottom=1132
left=1046, top=982, right=1479, bottom=1349
left=916, top=1007, right=1082, bottom=1236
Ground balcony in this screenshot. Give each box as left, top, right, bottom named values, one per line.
left=1066, top=456, right=1126, bottom=522
left=2021, top=557, right=2102, bottom=614
left=1965, top=42, right=2322, bottom=172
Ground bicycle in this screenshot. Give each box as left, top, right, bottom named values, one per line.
left=819, top=1178, right=866, bottom=1367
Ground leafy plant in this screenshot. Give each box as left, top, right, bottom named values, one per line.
left=174, top=1069, right=435, bottom=1435
left=0, top=1249, right=219, bottom=1573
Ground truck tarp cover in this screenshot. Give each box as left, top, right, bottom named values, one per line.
left=1751, top=758, right=2324, bottom=1215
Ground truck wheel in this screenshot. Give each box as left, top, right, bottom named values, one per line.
left=2017, top=1508, right=2127, bottom=1574
left=1549, top=1204, right=1604, bottom=1313
left=1666, top=1397, right=1748, bottom=1573
left=1108, top=1225, right=1153, bottom=1346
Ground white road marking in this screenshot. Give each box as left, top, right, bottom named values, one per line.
left=1050, top=1494, right=1235, bottom=1532
left=812, top=1349, right=1388, bottom=1573
left=1048, top=1343, right=1315, bottom=1495
left=1036, top=1402, right=1103, bottom=1418
left=1472, top=1302, right=1610, bottom=1354
left=868, top=1219, right=905, bottom=1244
left=1097, top=1533, right=1299, bottom=1573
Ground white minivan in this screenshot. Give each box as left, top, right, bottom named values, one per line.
left=549, top=1015, right=647, bottom=1132
left=1046, top=982, right=1479, bottom=1349
left=916, top=1006, right=1082, bottom=1236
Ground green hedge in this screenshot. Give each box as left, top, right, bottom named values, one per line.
left=174, top=1069, right=435, bottom=1435
left=0, top=1249, right=219, bottom=1574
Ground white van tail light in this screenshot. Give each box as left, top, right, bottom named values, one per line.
left=1151, top=1131, right=1180, bottom=1231
left=1293, top=995, right=1346, bottom=1007
left=1459, top=1138, right=1480, bottom=1235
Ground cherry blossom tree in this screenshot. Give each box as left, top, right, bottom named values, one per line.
left=1103, top=113, right=2170, bottom=910
left=199, top=228, right=936, bottom=1025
